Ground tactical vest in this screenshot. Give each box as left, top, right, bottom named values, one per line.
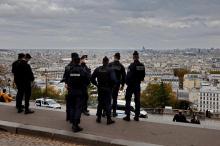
left=97, top=66, right=112, bottom=88
left=67, top=65, right=84, bottom=89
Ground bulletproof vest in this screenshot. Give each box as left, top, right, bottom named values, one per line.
left=67, top=65, right=84, bottom=89
left=127, top=62, right=145, bottom=84
left=97, top=66, right=111, bottom=88
left=135, top=65, right=145, bottom=81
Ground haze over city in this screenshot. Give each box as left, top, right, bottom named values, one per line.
left=0, top=0, right=220, bottom=49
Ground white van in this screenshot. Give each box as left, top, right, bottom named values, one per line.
left=117, top=100, right=148, bottom=118
left=35, top=98, right=61, bottom=109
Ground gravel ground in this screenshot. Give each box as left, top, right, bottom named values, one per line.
left=0, top=131, right=85, bottom=146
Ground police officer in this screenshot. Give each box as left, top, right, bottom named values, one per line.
left=109, top=53, right=126, bottom=117
left=12, top=53, right=35, bottom=114
left=91, top=56, right=117, bottom=125
left=65, top=52, right=90, bottom=132
left=61, top=53, right=76, bottom=122
left=80, top=55, right=91, bottom=116
left=123, top=51, right=145, bottom=121
left=12, top=53, right=25, bottom=110
left=23, top=53, right=35, bottom=114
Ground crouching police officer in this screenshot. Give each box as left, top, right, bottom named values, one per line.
left=65, top=52, right=90, bottom=132
left=91, top=56, right=117, bottom=125
left=123, top=51, right=145, bottom=122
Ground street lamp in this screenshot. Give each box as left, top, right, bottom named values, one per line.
left=8, top=78, right=11, bottom=95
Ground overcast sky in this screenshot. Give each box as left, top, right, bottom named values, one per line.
left=0, top=0, right=220, bottom=49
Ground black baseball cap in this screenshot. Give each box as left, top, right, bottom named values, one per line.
left=18, top=53, right=25, bottom=59
left=25, top=53, right=32, bottom=59
left=103, top=56, right=109, bottom=63
left=114, top=52, right=120, bottom=59
left=133, top=51, right=139, bottom=56
left=71, top=52, right=79, bottom=59
left=81, top=55, right=88, bottom=60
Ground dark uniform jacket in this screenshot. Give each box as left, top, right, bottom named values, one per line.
left=65, top=64, right=90, bottom=91
left=12, top=60, right=34, bottom=84
left=108, top=61, right=126, bottom=86
left=61, top=62, right=73, bottom=84
left=125, top=60, right=145, bottom=85
left=91, top=65, right=117, bottom=89
left=81, top=63, right=91, bottom=86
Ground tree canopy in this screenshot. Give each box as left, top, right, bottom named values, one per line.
left=141, top=82, right=176, bottom=108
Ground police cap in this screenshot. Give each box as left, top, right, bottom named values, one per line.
left=25, top=53, right=32, bottom=59
left=133, top=51, right=139, bottom=56
left=103, top=56, right=109, bottom=63
left=71, top=52, right=79, bottom=59
left=81, top=55, right=88, bottom=60
left=18, top=53, right=25, bottom=59
left=114, top=52, right=120, bottom=59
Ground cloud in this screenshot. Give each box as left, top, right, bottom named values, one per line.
left=0, top=0, right=220, bottom=49
left=119, top=17, right=191, bottom=29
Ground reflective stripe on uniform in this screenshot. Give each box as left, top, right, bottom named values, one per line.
left=136, top=66, right=145, bottom=70
left=70, top=73, right=80, bottom=77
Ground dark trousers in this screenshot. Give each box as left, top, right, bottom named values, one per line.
left=82, top=87, right=89, bottom=112
left=16, top=82, right=31, bottom=111
left=112, top=85, right=120, bottom=113
left=65, top=94, right=71, bottom=121
left=125, top=84, right=140, bottom=117
left=69, top=90, right=84, bottom=125
left=97, top=88, right=112, bottom=118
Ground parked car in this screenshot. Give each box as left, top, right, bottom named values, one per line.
left=35, top=98, right=61, bottom=109
left=116, top=100, right=148, bottom=118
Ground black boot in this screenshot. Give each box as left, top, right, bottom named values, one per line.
left=83, top=110, right=90, bottom=116
left=134, top=116, right=139, bottom=121
left=17, top=108, right=24, bottom=113
left=112, top=110, right=118, bottom=117
left=123, top=115, right=130, bottom=121
left=96, top=116, right=101, bottom=123
left=72, top=122, right=83, bottom=133
left=24, top=109, right=34, bottom=114
left=107, top=117, right=115, bottom=125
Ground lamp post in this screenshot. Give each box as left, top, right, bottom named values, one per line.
left=8, top=78, right=11, bottom=95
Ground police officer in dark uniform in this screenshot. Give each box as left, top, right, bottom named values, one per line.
left=65, top=52, right=90, bottom=132
left=91, top=56, right=117, bottom=125
left=12, top=53, right=35, bottom=114
left=123, top=51, right=145, bottom=121
left=61, top=53, right=76, bottom=122
left=12, top=53, right=25, bottom=110
left=23, top=53, right=35, bottom=114
left=109, top=53, right=126, bottom=117
left=80, top=55, right=91, bottom=116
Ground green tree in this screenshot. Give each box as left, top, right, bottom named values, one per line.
left=174, top=100, right=191, bottom=110
left=88, top=84, right=98, bottom=106
left=209, top=70, right=220, bottom=74
left=0, top=65, right=8, bottom=89
left=173, top=68, right=189, bottom=89
left=141, top=82, right=176, bottom=108
left=31, top=85, right=65, bottom=101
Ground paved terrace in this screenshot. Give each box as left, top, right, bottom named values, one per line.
left=0, top=104, right=220, bottom=146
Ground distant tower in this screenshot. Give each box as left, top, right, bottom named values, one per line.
left=142, top=46, right=146, bottom=51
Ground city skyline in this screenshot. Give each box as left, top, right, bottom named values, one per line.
left=0, top=0, right=220, bottom=49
